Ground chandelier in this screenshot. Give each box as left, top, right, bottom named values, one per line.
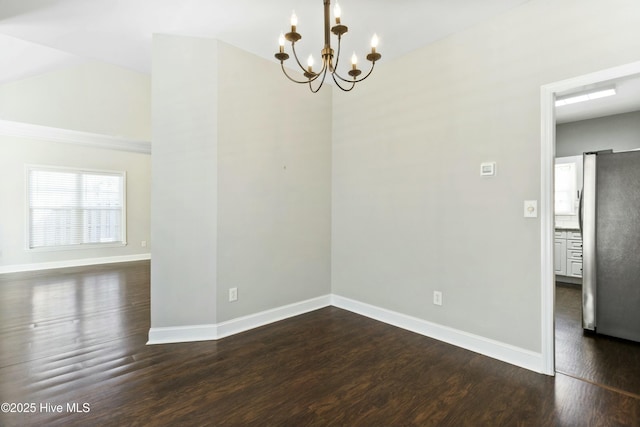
left=274, top=0, right=381, bottom=93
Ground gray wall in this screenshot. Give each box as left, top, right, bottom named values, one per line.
left=151, top=34, right=219, bottom=328
left=151, top=36, right=332, bottom=328
left=151, top=0, right=640, bottom=356
left=331, top=0, right=640, bottom=353
left=556, top=110, right=640, bottom=157
left=216, top=42, right=332, bottom=322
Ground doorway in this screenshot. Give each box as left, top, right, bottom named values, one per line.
left=541, top=61, right=640, bottom=383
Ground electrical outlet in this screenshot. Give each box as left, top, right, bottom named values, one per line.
left=141, top=240, right=147, bottom=247
left=433, top=291, right=443, bottom=306
left=228, top=287, right=238, bottom=302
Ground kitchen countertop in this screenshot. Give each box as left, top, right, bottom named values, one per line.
left=555, top=225, right=580, bottom=231
left=555, top=220, right=580, bottom=231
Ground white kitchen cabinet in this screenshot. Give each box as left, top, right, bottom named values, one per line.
left=554, top=233, right=567, bottom=276
left=569, top=260, right=583, bottom=277
left=555, top=229, right=582, bottom=279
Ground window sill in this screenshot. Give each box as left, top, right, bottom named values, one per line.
left=26, top=242, right=128, bottom=253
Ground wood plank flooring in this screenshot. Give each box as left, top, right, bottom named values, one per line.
left=555, top=283, right=640, bottom=397
left=1, top=262, right=639, bottom=426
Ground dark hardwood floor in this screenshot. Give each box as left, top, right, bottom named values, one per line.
left=555, top=282, right=640, bottom=398
left=1, top=263, right=639, bottom=426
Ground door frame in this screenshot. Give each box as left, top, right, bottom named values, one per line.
left=540, top=60, right=640, bottom=375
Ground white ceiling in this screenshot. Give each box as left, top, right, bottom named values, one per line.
left=0, top=0, right=639, bottom=123
left=0, top=33, right=87, bottom=84
left=0, top=0, right=530, bottom=77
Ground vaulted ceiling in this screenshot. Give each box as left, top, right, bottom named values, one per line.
left=1, top=0, right=639, bottom=122
left=0, top=0, right=530, bottom=82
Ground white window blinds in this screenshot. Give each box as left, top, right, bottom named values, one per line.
left=27, top=166, right=126, bottom=249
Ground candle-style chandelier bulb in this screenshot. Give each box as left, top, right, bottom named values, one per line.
left=274, top=0, right=381, bottom=93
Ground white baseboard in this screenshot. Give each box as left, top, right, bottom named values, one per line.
left=147, top=295, right=332, bottom=345
left=331, top=295, right=543, bottom=373
left=0, top=253, right=151, bottom=274
left=147, top=323, right=219, bottom=345
left=215, top=295, right=332, bottom=339
left=147, top=292, right=542, bottom=373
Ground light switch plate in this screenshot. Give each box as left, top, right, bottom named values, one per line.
left=524, top=200, right=538, bottom=218
left=480, top=162, right=496, bottom=176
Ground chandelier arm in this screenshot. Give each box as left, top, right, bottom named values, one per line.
left=280, top=58, right=329, bottom=86
left=334, top=60, right=377, bottom=84
left=286, top=43, right=326, bottom=84
left=280, top=63, right=315, bottom=84
left=310, top=60, right=329, bottom=85
left=290, top=43, right=310, bottom=74
left=331, top=72, right=356, bottom=92
left=333, top=35, right=342, bottom=73
left=354, top=61, right=377, bottom=82
left=330, top=34, right=378, bottom=84
left=291, top=42, right=325, bottom=83
left=308, top=66, right=329, bottom=93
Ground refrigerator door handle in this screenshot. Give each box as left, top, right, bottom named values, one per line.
left=578, top=188, right=583, bottom=235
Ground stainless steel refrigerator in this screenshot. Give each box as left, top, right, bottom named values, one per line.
left=580, top=149, right=640, bottom=343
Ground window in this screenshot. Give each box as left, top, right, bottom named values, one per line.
left=555, top=162, right=577, bottom=215
left=27, top=166, right=126, bottom=250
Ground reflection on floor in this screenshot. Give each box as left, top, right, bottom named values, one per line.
left=555, top=282, right=640, bottom=397
left=2, top=264, right=640, bottom=426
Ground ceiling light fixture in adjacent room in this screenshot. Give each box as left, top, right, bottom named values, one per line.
left=555, top=86, right=617, bottom=107
left=274, top=0, right=381, bottom=93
